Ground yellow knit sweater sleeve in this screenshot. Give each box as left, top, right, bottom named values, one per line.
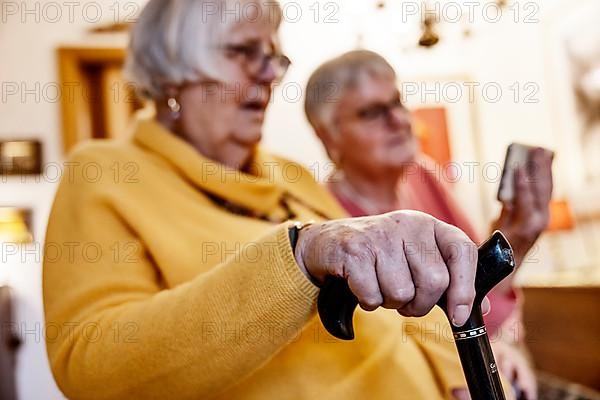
left=43, top=147, right=320, bottom=399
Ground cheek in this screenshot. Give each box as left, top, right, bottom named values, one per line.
left=344, top=127, right=376, bottom=148
left=342, top=131, right=383, bottom=162
left=199, top=82, right=243, bottom=110
left=215, top=85, right=242, bottom=117
left=202, top=86, right=242, bottom=135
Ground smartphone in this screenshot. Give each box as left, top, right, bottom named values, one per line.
left=497, top=143, right=554, bottom=202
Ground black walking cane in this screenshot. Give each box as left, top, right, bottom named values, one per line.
left=317, top=231, right=514, bottom=400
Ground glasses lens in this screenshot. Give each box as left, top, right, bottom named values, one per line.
left=273, top=55, right=291, bottom=80
left=224, top=44, right=290, bottom=80
left=250, top=54, right=290, bottom=80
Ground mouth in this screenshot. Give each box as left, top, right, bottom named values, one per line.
left=240, top=99, right=268, bottom=113
left=389, top=129, right=413, bottom=145
left=234, top=132, right=263, bottom=147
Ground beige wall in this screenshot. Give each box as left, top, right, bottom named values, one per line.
left=1, top=0, right=597, bottom=398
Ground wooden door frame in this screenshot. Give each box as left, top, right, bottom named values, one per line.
left=57, top=46, right=127, bottom=154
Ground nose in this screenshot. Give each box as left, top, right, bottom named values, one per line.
left=255, top=60, right=278, bottom=85
left=387, top=107, right=411, bottom=131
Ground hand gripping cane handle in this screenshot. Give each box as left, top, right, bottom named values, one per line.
left=317, top=231, right=515, bottom=400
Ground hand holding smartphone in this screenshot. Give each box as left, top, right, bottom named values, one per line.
left=497, top=143, right=555, bottom=203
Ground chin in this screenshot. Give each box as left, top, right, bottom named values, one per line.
left=238, top=144, right=261, bottom=171
left=386, top=147, right=416, bottom=168
left=217, top=144, right=251, bottom=171
left=401, top=143, right=418, bottom=165
left=404, top=151, right=417, bottom=165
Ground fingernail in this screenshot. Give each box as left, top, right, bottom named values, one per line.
left=452, top=305, right=470, bottom=327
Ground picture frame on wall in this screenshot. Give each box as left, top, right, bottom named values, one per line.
left=402, top=75, right=489, bottom=232
left=0, top=140, right=42, bottom=175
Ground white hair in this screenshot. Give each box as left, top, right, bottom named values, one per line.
left=304, top=50, right=396, bottom=134
left=124, top=0, right=282, bottom=99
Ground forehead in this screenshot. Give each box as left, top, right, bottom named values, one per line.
left=340, top=72, right=398, bottom=109
left=225, top=1, right=280, bottom=41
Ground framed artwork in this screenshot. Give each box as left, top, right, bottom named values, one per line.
left=412, top=107, right=452, bottom=167
left=404, top=76, right=488, bottom=232
left=0, top=140, right=42, bottom=175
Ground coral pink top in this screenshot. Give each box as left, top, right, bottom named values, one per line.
left=330, top=156, right=518, bottom=335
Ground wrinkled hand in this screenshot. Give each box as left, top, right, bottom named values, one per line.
left=451, top=388, right=471, bottom=400
left=492, top=340, right=538, bottom=400
left=494, top=147, right=553, bottom=266
left=294, top=210, right=478, bottom=327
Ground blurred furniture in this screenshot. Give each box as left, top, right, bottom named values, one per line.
left=537, top=372, right=600, bottom=400
left=522, top=285, right=600, bottom=391
left=0, top=286, right=20, bottom=400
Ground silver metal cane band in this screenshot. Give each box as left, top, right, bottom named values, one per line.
left=453, top=326, right=487, bottom=341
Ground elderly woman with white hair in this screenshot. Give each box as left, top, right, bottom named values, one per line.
left=43, top=1, right=489, bottom=399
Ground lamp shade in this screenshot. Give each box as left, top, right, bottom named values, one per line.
left=547, top=199, right=575, bottom=232
left=0, top=207, right=33, bottom=243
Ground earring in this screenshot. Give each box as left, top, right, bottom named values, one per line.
left=167, top=97, right=181, bottom=120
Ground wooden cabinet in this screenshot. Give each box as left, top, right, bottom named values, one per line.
left=522, top=286, right=600, bottom=390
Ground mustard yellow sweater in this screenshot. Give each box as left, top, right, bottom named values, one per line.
left=44, top=116, right=472, bottom=399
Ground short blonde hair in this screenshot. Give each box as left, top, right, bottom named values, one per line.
left=304, top=50, right=396, bottom=133
left=125, top=0, right=283, bottom=99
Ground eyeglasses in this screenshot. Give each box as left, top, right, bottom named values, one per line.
left=222, top=42, right=291, bottom=81
left=356, top=97, right=408, bottom=123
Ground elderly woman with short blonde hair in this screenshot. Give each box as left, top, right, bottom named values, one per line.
left=43, top=1, right=487, bottom=399
left=306, top=50, right=553, bottom=400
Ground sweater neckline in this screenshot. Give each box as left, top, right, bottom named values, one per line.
left=131, top=116, right=286, bottom=216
